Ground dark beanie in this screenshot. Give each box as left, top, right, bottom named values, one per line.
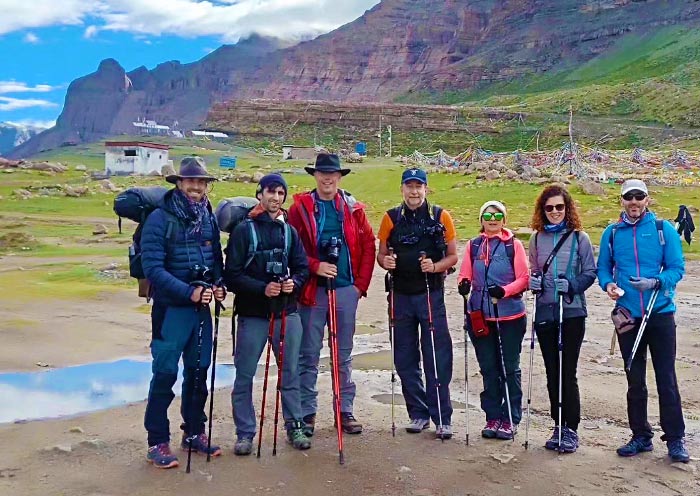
left=257, top=173, right=288, bottom=201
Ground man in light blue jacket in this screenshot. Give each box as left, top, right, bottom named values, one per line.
left=597, top=179, right=689, bottom=463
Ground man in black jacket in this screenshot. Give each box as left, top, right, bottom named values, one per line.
left=224, top=174, right=310, bottom=455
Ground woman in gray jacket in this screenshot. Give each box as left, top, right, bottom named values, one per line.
left=528, top=184, right=596, bottom=453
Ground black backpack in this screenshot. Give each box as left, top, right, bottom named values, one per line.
left=113, top=187, right=174, bottom=281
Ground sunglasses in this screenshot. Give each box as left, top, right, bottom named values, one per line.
left=544, top=203, right=566, bottom=213
left=622, top=192, right=647, bottom=201
left=482, top=212, right=505, bottom=221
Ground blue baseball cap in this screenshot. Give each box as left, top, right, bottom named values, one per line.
left=401, top=168, right=428, bottom=185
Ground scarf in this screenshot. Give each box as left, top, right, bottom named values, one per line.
left=544, top=220, right=568, bottom=233
left=621, top=210, right=646, bottom=226
left=170, top=188, right=209, bottom=238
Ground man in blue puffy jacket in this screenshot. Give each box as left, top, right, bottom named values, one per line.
left=141, top=157, right=226, bottom=469
left=598, top=179, right=690, bottom=463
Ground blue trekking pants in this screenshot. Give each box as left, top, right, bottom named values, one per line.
left=231, top=313, right=303, bottom=439
left=144, top=303, right=212, bottom=446
left=299, top=285, right=359, bottom=417
left=393, top=289, right=453, bottom=426
left=467, top=315, right=526, bottom=425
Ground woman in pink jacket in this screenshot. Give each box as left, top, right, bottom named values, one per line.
left=457, top=200, right=529, bottom=440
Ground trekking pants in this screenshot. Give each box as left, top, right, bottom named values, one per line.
left=231, top=313, right=303, bottom=439
left=393, top=289, right=453, bottom=426
left=467, top=316, right=526, bottom=424
left=535, top=316, right=585, bottom=431
left=617, top=312, right=685, bottom=442
left=145, top=303, right=212, bottom=446
left=299, top=285, right=359, bottom=417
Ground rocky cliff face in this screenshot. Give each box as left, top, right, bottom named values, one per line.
left=11, top=0, right=700, bottom=157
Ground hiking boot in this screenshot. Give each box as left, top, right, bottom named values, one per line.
left=435, top=424, right=453, bottom=440
left=559, top=427, right=579, bottom=454
left=496, top=421, right=517, bottom=440
left=405, top=418, right=430, bottom=434
left=287, top=427, right=312, bottom=450
left=544, top=426, right=560, bottom=451
left=234, top=437, right=253, bottom=456
left=481, top=419, right=501, bottom=439
left=339, top=413, right=363, bottom=434
left=180, top=433, right=222, bottom=457
left=667, top=439, right=690, bottom=463
left=147, top=443, right=179, bottom=469
left=616, top=436, right=653, bottom=457
left=302, top=414, right=316, bottom=437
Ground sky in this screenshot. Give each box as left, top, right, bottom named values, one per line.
left=0, top=0, right=380, bottom=129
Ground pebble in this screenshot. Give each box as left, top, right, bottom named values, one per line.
left=491, top=453, right=515, bottom=464
left=69, top=427, right=84, bottom=434
left=398, top=466, right=412, bottom=473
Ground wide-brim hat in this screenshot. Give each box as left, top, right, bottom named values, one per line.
left=166, top=156, right=217, bottom=184
left=304, top=153, right=351, bottom=176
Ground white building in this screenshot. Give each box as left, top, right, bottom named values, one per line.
left=132, top=120, right=171, bottom=136
left=105, top=141, right=171, bottom=176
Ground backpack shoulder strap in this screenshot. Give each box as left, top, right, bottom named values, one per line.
left=284, top=222, right=292, bottom=255
left=504, top=237, right=516, bottom=270
left=387, top=206, right=402, bottom=226
left=244, top=219, right=258, bottom=269
left=470, top=236, right=483, bottom=268
left=431, top=204, right=443, bottom=223
left=656, top=219, right=666, bottom=246
left=162, top=211, right=178, bottom=243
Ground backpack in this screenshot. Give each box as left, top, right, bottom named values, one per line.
left=609, top=219, right=665, bottom=259
left=470, top=236, right=515, bottom=271
left=215, top=197, right=292, bottom=269
left=113, top=187, right=177, bottom=284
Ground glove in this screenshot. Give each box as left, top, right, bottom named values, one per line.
left=458, top=279, right=471, bottom=297
left=629, top=276, right=660, bottom=292
left=529, top=273, right=542, bottom=293
left=487, top=284, right=506, bottom=299
left=554, top=275, right=570, bottom=294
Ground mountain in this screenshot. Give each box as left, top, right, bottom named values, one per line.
left=0, top=122, right=48, bottom=156
left=11, top=0, right=700, bottom=158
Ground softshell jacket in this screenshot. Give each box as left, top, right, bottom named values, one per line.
left=597, top=210, right=684, bottom=318
left=458, top=228, right=529, bottom=321
left=224, top=207, right=309, bottom=318
left=141, top=189, right=223, bottom=307
left=528, top=229, right=597, bottom=320
left=288, top=189, right=376, bottom=306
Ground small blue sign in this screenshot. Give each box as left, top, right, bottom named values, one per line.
left=220, top=156, right=237, bottom=168
left=355, top=142, right=367, bottom=156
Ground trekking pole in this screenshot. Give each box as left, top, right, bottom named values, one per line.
left=557, top=293, right=564, bottom=453
left=272, top=296, right=287, bottom=456
left=256, top=312, right=276, bottom=458
left=627, top=286, right=661, bottom=372
left=206, top=290, right=225, bottom=462
left=462, top=295, right=470, bottom=446
left=609, top=330, right=617, bottom=356
left=524, top=271, right=541, bottom=450
left=186, top=281, right=212, bottom=474
left=327, top=275, right=345, bottom=464
left=386, top=247, right=397, bottom=437
left=419, top=251, right=444, bottom=442
left=490, top=291, right=515, bottom=443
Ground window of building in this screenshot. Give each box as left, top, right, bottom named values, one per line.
left=124, top=149, right=137, bottom=157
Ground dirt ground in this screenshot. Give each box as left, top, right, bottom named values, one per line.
left=0, top=253, right=699, bottom=496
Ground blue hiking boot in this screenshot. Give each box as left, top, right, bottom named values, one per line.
left=559, top=427, right=579, bottom=454
left=544, top=427, right=560, bottom=451
left=616, top=436, right=653, bottom=457
left=667, top=439, right=690, bottom=463
left=146, top=443, right=179, bottom=469
left=181, top=433, right=222, bottom=457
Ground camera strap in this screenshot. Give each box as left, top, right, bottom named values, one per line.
left=540, top=229, right=574, bottom=277
left=244, top=219, right=292, bottom=269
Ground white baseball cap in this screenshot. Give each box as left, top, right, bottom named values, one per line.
left=621, top=179, right=648, bottom=196
left=479, top=200, right=507, bottom=219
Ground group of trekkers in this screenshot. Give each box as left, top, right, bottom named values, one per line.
left=139, top=152, right=691, bottom=470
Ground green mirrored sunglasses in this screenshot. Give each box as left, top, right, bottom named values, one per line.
left=482, top=212, right=504, bottom=221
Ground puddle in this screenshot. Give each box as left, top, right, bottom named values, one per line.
left=0, top=359, right=236, bottom=424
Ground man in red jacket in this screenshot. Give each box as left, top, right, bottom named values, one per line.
left=288, top=153, right=376, bottom=436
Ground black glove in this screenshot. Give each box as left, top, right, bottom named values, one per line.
left=487, top=284, right=506, bottom=299
left=458, top=279, right=471, bottom=297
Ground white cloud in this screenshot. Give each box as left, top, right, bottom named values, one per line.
left=0, top=96, right=58, bottom=111
left=0, top=0, right=380, bottom=41
left=5, top=119, right=56, bottom=129
left=0, top=81, right=57, bottom=94
left=23, top=31, right=40, bottom=43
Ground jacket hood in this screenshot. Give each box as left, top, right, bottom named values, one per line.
left=480, top=228, right=515, bottom=242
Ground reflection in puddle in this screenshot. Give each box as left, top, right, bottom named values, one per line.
left=0, top=359, right=236, bottom=424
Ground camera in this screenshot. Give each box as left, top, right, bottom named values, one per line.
left=321, top=236, right=342, bottom=264
left=265, top=261, right=285, bottom=276
left=189, top=264, right=212, bottom=283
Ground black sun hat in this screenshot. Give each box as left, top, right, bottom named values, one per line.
left=166, top=156, right=217, bottom=184
left=304, top=153, right=351, bottom=176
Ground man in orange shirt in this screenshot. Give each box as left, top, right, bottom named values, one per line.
left=376, top=168, right=458, bottom=439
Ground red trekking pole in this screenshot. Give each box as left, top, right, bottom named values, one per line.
left=256, top=312, right=276, bottom=458
left=272, top=303, right=287, bottom=456
left=327, top=276, right=345, bottom=464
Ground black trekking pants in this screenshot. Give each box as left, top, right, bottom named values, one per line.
left=535, top=316, right=585, bottom=432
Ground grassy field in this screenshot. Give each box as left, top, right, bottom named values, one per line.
left=3, top=139, right=700, bottom=296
